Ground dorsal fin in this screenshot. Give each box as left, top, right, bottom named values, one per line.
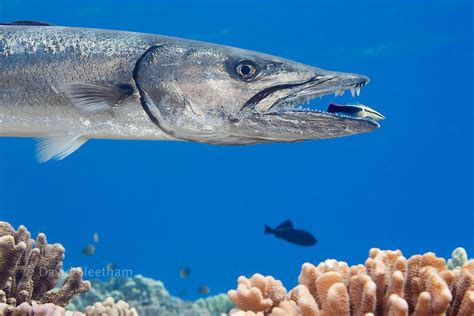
left=0, top=21, right=55, bottom=26
left=276, top=220, right=293, bottom=230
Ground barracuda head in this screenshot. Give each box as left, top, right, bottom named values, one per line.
left=134, top=41, right=381, bottom=144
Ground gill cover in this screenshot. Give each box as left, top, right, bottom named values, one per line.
left=133, top=43, right=236, bottom=143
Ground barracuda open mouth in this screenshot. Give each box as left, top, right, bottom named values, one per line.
left=266, top=76, right=382, bottom=122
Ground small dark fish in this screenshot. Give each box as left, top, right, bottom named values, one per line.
left=179, top=267, right=191, bottom=279
left=106, top=262, right=116, bottom=270
left=93, top=232, right=99, bottom=243
left=265, top=220, right=317, bottom=247
left=198, top=285, right=210, bottom=295
left=82, top=244, right=95, bottom=256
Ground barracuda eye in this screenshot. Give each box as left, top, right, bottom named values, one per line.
left=235, top=60, right=259, bottom=81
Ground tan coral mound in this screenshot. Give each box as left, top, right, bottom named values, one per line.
left=228, top=248, right=474, bottom=316
left=0, top=221, right=91, bottom=315
left=228, top=274, right=287, bottom=313
left=84, top=297, right=138, bottom=316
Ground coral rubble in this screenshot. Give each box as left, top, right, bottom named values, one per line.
left=228, top=248, right=474, bottom=315
left=0, top=221, right=90, bottom=315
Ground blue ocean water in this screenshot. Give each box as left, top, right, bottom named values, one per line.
left=0, top=0, right=472, bottom=301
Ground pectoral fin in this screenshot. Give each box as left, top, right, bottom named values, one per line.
left=64, top=83, right=134, bottom=114
left=36, top=135, right=88, bottom=163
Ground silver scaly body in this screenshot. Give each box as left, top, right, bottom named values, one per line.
left=0, top=26, right=173, bottom=140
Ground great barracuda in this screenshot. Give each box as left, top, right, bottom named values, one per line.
left=0, top=21, right=382, bottom=162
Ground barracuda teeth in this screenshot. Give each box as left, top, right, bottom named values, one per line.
left=334, top=89, right=344, bottom=97
left=356, top=86, right=361, bottom=96
left=350, top=88, right=355, bottom=97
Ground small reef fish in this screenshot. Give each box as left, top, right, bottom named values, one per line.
left=328, top=102, right=385, bottom=121
left=0, top=21, right=381, bottom=162
left=82, top=244, right=95, bottom=256
left=106, top=262, right=116, bottom=270
left=93, top=232, right=99, bottom=243
left=198, top=285, right=210, bottom=295
left=265, top=220, right=317, bottom=247
left=179, top=267, right=191, bottom=279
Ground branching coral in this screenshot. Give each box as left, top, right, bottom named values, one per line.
left=0, top=221, right=91, bottom=312
left=228, top=248, right=474, bottom=316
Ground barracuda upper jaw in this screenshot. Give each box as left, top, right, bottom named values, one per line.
left=315, top=73, right=369, bottom=100
left=270, top=73, right=376, bottom=121
left=334, top=79, right=367, bottom=98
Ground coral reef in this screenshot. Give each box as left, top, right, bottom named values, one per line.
left=0, top=221, right=90, bottom=315
left=7, top=218, right=469, bottom=316
left=195, top=293, right=235, bottom=316
left=228, top=248, right=474, bottom=315
left=0, top=221, right=234, bottom=315
left=72, top=274, right=234, bottom=316
left=0, top=222, right=90, bottom=307
left=71, top=274, right=179, bottom=314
